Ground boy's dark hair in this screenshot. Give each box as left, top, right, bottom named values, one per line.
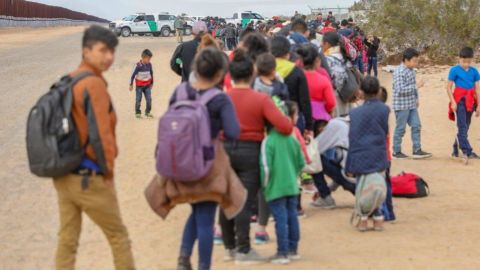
left=194, top=47, right=228, bottom=80
left=240, top=27, right=255, bottom=41
left=459, top=47, right=474, bottom=58
left=271, top=36, right=291, bottom=57
left=361, top=76, right=381, bottom=97
left=323, top=32, right=351, bottom=62
left=243, top=33, right=270, bottom=61
left=82, top=25, right=118, bottom=50
left=230, top=49, right=254, bottom=82
left=285, top=100, right=299, bottom=118
left=291, top=18, right=308, bottom=33
left=341, top=19, right=349, bottom=27
left=142, top=49, right=153, bottom=58
left=297, top=44, right=319, bottom=69
left=256, top=53, right=276, bottom=76
left=403, top=48, right=419, bottom=62
left=314, top=120, right=328, bottom=137
left=379, top=87, right=388, bottom=103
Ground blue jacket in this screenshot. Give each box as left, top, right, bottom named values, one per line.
left=346, top=99, right=389, bottom=175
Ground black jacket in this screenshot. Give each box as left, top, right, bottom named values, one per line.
left=170, top=37, right=201, bottom=82
left=364, top=38, right=380, bottom=58
left=284, top=66, right=313, bottom=130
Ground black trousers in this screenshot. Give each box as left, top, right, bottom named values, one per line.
left=220, top=140, right=261, bottom=254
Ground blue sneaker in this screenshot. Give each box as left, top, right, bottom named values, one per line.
left=255, top=232, right=269, bottom=245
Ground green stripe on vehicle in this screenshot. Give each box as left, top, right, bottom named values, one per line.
left=147, top=21, right=158, bottom=32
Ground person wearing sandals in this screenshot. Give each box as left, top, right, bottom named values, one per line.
left=346, top=76, right=390, bottom=231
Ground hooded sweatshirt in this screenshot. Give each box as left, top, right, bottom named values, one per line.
left=260, top=129, right=306, bottom=202
left=276, top=58, right=313, bottom=130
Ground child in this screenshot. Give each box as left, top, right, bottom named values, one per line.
left=392, top=48, right=431, bottom=159
left=346, top=76, right=390, bottom=231
left=163, top=47, right=243, bottom=270
left=380, top=87, right=396, bottom=222
left=253, top=53, right=289, bottom=100
left=447, top=47, right=480, bottom=159
left=260, top=101, right=306, bottom=264
left=130, top=49, right=154, bottom=118
left=253, top=53, right=295, bottom=244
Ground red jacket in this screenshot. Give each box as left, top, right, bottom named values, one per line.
left=449, top=87, right=478, bottom=121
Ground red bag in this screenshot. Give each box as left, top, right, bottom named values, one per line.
left=391, top=172, right=429, bottom=198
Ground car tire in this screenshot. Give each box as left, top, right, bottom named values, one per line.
left=184, top=27, right=192, bottom=36
left=121, top=27, right=131, bottom=37
left=161, top=27, right=171, bottom=37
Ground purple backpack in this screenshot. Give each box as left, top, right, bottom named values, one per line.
left=156, top=83, right=221, bottom=182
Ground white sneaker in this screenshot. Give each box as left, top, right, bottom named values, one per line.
left=224, top=249, right=236, bottom=262
left=270, top=254, right=291, bottom=264
left=235, top=249, right=268, bottom=265
left=288, top=251, right=301, bottom=261
left=310, top=195, right=336, bottom=209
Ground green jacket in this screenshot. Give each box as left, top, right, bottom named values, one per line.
left=260, top=129, right=306, bottom=202
left=174, top=19, right=184, bottom=29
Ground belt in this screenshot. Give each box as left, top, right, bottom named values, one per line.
left=73, top=168, right=103, bottom=176
left=73, top=169, right=103, bottom=191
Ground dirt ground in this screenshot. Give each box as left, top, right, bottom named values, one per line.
left=0, top=26, right=479, bottom=270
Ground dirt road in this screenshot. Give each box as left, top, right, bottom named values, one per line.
left=0, top=27, right=479, bottom=270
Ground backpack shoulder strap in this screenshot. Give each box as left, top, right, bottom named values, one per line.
left=70, top=71, right=95, bottom=86
left=175, top=82, right=190, bottom=101
left=198, top=88, right=222, bottom=105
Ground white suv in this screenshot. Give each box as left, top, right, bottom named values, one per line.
left=109, top=13, right=194, bottom=37
left=110, top=14, right=160, bottom=37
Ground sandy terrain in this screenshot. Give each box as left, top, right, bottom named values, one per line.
left=0, top=26, right=479, bottom=270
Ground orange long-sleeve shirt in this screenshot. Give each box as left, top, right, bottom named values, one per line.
left=70, top=61, right=118, bottom=179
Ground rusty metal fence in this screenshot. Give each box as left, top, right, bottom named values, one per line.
left=0, top=0, right=108, bottom=27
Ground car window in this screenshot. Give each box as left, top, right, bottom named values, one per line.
left=145, top=15, right=155, bottom=21
left=123, top=15, right=136, bottom=21
left=158, top=15, right=169, bottom=20
left=135, top=15, right=145, bottom=22
left=169, top=16, right=176, bottom=20
left=253, top=13, right=264, bottom=20
left=241, top=13, right=254, bottom=19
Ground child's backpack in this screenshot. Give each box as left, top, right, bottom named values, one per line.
left=156, top=82, right=221, bottom=182
left=26, top=72, right=93, bottom=178
left=342, top=36, right=358, bottom=60
left=331, top=56, right=362, bottom=103
left=351, top=172, right=386, bottom=223
left=391, top=172, right=429, bottom=198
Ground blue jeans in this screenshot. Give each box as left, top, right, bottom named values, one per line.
left=355, top=56, right=364, bottom=74
left=313, top=155, right=356, bottom=199
left=393, top=109, right=422, bottom=153
left=453, top=99, right=474, bottom=156
left=368, top=57, right=378, bottom=77
left=381, top=165, right=396, bottom=221
left=135, top=85, right=152, bottom=114
left=180, top=202, right=217, bottom=270
left=268, top=196, right=300, bottom=256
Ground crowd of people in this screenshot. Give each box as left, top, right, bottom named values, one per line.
left=38, top=9, right=480, bottom=270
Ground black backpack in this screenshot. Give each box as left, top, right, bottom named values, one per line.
left=26, top=72, right=93, bottom=178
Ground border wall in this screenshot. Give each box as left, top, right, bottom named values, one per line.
left=0, top=0, right=108, bottom=27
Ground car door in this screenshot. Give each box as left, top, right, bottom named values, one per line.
left=145, top=15, right=157, bottom=32
left=133, top=15, right=149, bottom=32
